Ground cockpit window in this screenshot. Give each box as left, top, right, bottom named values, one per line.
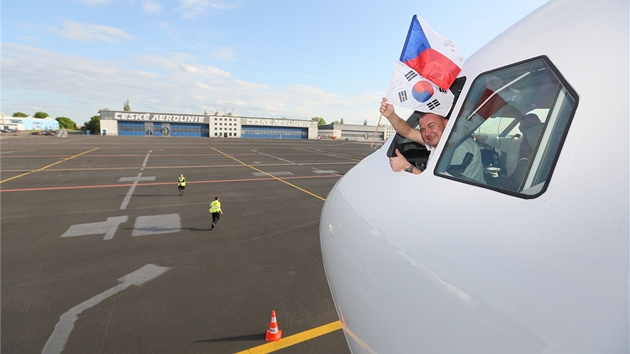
left=435, top=56, right=578, bottom=198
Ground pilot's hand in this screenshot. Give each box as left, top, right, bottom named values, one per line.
left=389, top=149, right=412, bottom=172
left=379, top=97, right=395, bottom=119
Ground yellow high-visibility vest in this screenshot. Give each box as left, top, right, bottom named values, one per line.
left=178, top=176, right=186, bottom=186
left=209, top=200, right=221, bottom=213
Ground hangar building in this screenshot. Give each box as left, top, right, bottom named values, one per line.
left=0, top=114, right=60, bottom=131
left=317, top=123, right=396, bottom=142
left=99, top=110, right=318, bottom=139
left=99, top=110, right=392, bottom=142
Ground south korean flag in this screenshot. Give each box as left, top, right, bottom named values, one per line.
left=385, top=61, right=455, bottom=117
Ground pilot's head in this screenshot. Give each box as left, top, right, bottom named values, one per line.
left=418, top=113, right=448, bottom=148
left=519, top=113, right=541, bottom=134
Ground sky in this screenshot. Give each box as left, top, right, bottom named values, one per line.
left=1, top=0, right=549, bottom=126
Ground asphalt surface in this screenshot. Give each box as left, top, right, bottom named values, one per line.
left=1, top=134, right=381, bottom=353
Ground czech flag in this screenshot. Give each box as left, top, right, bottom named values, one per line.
left=385, top=15, right=464, bottom=116
left=400, top=15, right=464, bottom=91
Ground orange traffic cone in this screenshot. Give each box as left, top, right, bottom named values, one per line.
left=265, top=310, right=283, bottom=341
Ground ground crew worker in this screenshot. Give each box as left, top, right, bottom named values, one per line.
left=178, top=174, right=186, bottom=196
left=209, top=196, right=223, bottom=230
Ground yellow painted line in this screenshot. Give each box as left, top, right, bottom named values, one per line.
left=235, top=320, right=342, bottom=354
left=212, top=147, right=326, bottom=201
left=0, top=148, right=99, bottom=184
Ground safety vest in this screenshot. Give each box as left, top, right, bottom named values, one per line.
left=178, top=176, right=186, bottom=186
left=209, top=200, right=221, bottom=213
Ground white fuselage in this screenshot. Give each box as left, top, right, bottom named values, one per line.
left=320, top=0, right=629, bottom=352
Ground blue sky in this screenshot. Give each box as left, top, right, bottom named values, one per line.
left=2, top=0, right=548, bottom=126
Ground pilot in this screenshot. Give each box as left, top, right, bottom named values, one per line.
left=379, top=97, right=485, bottom=183
left=476, top=113, right=541, bottom=176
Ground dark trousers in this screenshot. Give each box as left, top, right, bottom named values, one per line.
left=211, top=212, right=221, bottom=225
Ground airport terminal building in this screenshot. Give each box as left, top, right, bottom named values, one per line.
left=99, top=110, right=393, bottom=141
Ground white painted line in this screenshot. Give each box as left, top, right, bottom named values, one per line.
left=0, top=150, right=32, bottom=155
left=255, top=151, right=295, bottom=165
left=140, top=150, right=152, bottom=170
left=42, top=264, right=170, bottom=354
left=118, top=176, right=156, bottom=182
left=120, top=150, right=153, bottom=209
left=61, top=216, right=129, bottom=240
left=312, top=167, right=339, bottom=174
left=252, top=171, right=294, bottom=177
left=131, top=214, right=181, bottom=236
left=120, top=173, right=142, bottom=210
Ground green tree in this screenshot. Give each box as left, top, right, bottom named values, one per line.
left=34, top=111, right=49, bottom=118
left=84, top=115, right=101, bottom=134
left=123, top=99, right=131, bottom=111
left=56, top=117, right=77, bottom=130
left=12, top=112, right=28, bottom=117
left=311, top=116, right=326, bottom=126
left=340, top=118, right=344, bottom=124
left=363, top=119, right=368, bottom=126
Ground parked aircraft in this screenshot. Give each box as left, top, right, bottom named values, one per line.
left=320, top=0, right=629, bottom=352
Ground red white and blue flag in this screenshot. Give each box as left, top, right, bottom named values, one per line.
left=386, top=15, right=465, bottom=117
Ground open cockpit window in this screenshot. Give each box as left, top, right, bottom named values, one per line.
left=435, top=56, right=578, bottom=198
left=386, top=111, right=431, bottom=172
left=386, top=77, right=466, bottom=172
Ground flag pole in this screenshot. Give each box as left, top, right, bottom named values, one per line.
left=371, top=114, right=383, bottom=148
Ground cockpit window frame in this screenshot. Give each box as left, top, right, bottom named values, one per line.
left=433, top=55, right=579, bottom=199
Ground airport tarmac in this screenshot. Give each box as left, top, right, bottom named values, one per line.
left=1, top=134, right=383, bottom=353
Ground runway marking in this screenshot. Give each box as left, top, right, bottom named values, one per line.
left=42, top=264, right=170, bottom=354
left=0, top=150, right=32, bottom=155
left=0, top=148, right=98, bottom=184
left=312, top=167, right=340, bottom=175
left=118, top=176, right=156, bottom=182
left=0, top=175, right=339, bottom=193
left=252, top=172, right=294, bottom=177
left=234, top=320, right=342, bottom=354
left=251, top=149, right=298, bottom=165
left=61, top=216, right=129, bottom=240
left=212, top=148, right=326, bottom=201
left=131, top=214, right=181, bottom=236
left=120, top=150, right=152, bottom=210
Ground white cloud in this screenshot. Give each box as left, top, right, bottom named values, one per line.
left=55, top=21, right=133, bottom=43
left=177, top=63, right=231, bottom=78
left=1, top=43, right=382, bottom=124
left=176, top=0, right=240, bottom=19
left=141, top=0, right=162, bottom=15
